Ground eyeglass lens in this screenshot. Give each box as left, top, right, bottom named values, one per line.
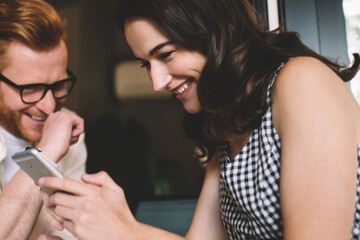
left=22, top=80, right=74, bottom=103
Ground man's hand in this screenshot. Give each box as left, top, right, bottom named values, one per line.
left=37, top=111, right=84, bottom=162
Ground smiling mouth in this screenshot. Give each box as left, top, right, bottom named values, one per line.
left=173, top=78, right=194, bottom=95
left=25, top=113, right=47, bottom=121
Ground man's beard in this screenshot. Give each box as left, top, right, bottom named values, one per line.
left=0, top=95, right=62, bottom=144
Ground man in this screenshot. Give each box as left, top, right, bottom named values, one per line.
left=0, top=0, right=87, bottom=239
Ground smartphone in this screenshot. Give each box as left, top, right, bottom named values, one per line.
left=12, top=148, right=63, bottom=195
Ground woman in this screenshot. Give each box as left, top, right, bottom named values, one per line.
left=38, top=0, right=360, bottom=239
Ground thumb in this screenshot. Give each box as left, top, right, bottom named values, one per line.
left=81, top=171, right=119, bottom=191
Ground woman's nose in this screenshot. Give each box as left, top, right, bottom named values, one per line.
left=148, top=63, right=172, bottom=91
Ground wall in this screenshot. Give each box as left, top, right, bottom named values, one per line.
left=284, top=0, right=349, bottom=64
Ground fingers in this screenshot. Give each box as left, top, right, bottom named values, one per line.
left=42, top=190, right=83, bottom=234
left=40, top=188, right=50, bottom=204
left=37, top=111, right=84, bottom=161
left=44, top=210, right=64, bottom=231
left=70, top=135, right=80, bottom=145
left=69, top=116, right=83, bottom=144
left=37, top=234, right=63, bottom=240
left=81, top=171, right=119, bottom=191
left=41, top=188, right=66, bottom=230
left=70, top=115, right=84, bottom=138
left=62, top=220, right=75, bottom=235
left=38, top=176, right=89, bottom=196
left=48, top=191, right=82, bottom=209
left=40, top=172, right=120, bottom=196
left=53, top=111, right=84, bottom=140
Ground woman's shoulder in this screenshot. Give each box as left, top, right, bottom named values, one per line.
left=270, top=56, right=353, bottom=134
left=278, top=56, right=337, bottom=83
left=272, top=56, right=344, bottom=100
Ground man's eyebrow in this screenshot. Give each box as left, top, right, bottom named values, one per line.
left=149, top=40, right=175, bottom=56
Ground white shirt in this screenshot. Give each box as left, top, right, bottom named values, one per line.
left=0, top=133, right=6, bottom=191
left=0, top=127, right=29, bottom=187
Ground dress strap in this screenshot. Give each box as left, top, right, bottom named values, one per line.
left=266, top=61, right=288, bottom=105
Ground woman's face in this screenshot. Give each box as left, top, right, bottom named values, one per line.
left=124, top=17, right=206, bottom=114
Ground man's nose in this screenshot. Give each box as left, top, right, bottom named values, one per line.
left=34, top=90, right=57, bottom=114
left=149, top=64, right=172, bottom=91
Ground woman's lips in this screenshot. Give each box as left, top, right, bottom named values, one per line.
left=173, top=78, right=195, bottom=100
left=173, top=78, right=194, bottom=95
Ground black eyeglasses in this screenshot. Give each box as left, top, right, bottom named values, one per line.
left=0, top=69, right=76, bottom=104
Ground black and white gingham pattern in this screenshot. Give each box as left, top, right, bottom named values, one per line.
left=352, top=146, right=360, bottom=239
left=219, top=63, right=360, bottom=239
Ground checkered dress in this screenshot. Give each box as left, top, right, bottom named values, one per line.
left=219, top=63, right=360, bottom=239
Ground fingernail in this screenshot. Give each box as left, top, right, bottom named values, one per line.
left=38, top=178, right=45, bottom=185
left=56, top=222, right=64, bottom=231
left=82, top=174, right=91, bottom=179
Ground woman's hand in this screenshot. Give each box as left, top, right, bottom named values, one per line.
left=37, top=110, right=84, bottom=162
left=38, top=172, right=139, bottom=240
left=40, top=191, right=66, bottom=231
left=37, top=234, right=63, bottom=240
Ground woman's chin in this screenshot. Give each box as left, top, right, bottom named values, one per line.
left=183, top=104, right=203, bottom=114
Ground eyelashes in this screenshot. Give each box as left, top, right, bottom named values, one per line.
left=140, top=61, right=149, bottom=68
left=139, top=50, right=176, bottom=69
left=159, top=50, right=175, bottom=60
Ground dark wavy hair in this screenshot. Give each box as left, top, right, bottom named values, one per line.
left=118, top=0, right=360, bottom=160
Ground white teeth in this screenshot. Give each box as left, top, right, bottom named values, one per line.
left=31, top=115, right=46, bottom=121
left=174, top=81, right=190, bottom=95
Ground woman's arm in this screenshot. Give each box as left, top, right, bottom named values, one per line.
left=272, top=57, right=359, bottom=239
left=186, top=153, right=228, bottom=240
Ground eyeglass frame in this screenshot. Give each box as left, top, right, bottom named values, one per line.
left=0, top=68, right=77, bottom=104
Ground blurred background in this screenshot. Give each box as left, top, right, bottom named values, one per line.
left=46, top=0, right=358, bottom=213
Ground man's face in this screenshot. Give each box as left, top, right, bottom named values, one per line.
left=0, top=40, right=69, bottom=143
